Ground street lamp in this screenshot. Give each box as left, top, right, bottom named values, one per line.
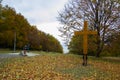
left=14, top=31, right=16, bottom=53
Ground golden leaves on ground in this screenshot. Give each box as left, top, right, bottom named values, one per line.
left=0, top=55, right=74, bottom=80
left=89, top=59, right=120, bottom=79
left=0, top=54, right=120, bottom=80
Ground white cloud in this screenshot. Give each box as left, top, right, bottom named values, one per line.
left=36, top=21, right=61, bottom=39
left=3, top=0, right=68, bottom=23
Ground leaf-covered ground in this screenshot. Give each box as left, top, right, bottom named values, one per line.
left=0, top=53, right=120, bottom=80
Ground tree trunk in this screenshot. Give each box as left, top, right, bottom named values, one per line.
left=96, top=33, right=104, bottom=57
left=96, top=47, right=101, bottom=57
left=95, top=0, right=102, bottom=57
left=96, top=35, right=101, bottom=57
left=96, top=27, right=102, bottom=57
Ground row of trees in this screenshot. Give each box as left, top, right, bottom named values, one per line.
left=0, top=5, right=63, bottom=53
left=69, top=31, right=120, bottom=57
left=102, top=31, right=120, bottom=56
left=58, top=0, right=120, bottom=57
left=69, top=35, right=97, bottom=56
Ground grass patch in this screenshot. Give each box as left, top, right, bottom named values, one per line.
left=0, top=52, right=120, bottom=80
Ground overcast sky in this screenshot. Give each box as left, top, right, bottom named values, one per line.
left=2, top=0, right=69, bottom=53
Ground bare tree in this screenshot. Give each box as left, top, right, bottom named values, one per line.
left=57, top=0, right=120, bottom=57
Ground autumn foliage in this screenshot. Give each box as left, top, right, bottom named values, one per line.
left=0, top=5, right=63, bottom=53
left=0, top=53, right=120, bottom=79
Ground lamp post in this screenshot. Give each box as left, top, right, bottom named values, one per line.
left=14, top=31, right=16, bottom=53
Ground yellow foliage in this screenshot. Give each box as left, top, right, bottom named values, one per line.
left=0, top=54, right=120, bottom=80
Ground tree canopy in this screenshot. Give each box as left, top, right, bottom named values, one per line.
left=0, top=5, right=63, bottom=53
left=58, top=0, right=120, bottom=56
